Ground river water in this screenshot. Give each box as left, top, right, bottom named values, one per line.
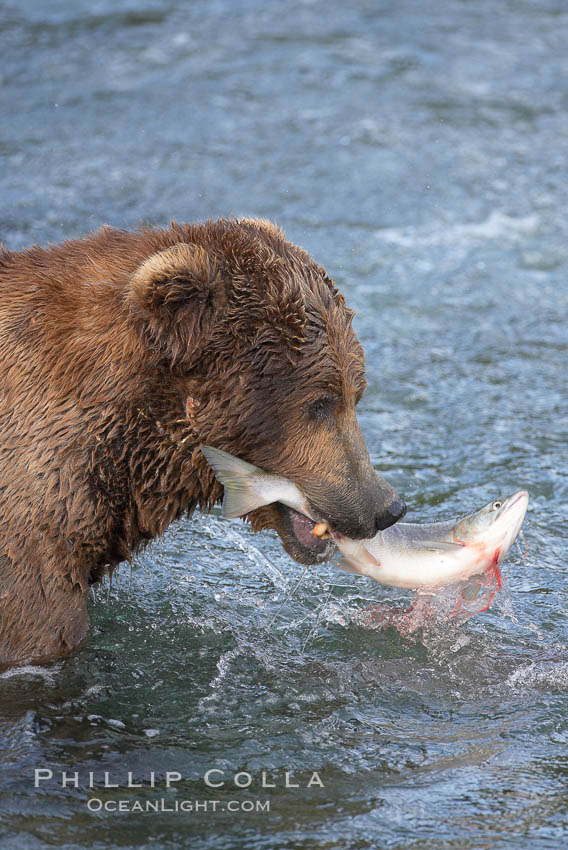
left=1, top=1, right=567, bottom=848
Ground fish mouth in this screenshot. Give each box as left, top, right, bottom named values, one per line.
left=498, top=490, right=529, bottom=544
left=276, top=504, right=336, bottom=565
left=496, top=490, right=529, bottom=532
left=503, top=490, right=529, bottom=512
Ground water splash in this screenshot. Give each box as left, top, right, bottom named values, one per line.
left=506, top=660, right=568, bottom=691
left=267, top=564, right=310, bottom=629
left=197, top=515, right=288, bottom=590
left=356, top=566, right=502, bottom=640
left=0, top=664, right=62, bottom=685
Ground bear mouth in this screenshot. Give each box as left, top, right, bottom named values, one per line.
left=276, top=504, right=336, bottom=565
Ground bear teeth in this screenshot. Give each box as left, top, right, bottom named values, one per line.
left=312, top=522, right=329, bottom=539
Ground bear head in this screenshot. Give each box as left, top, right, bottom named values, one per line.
left=126, top=218, right=406, bottom=565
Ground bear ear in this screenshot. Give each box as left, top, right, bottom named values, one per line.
left=127, top=242, right=222, bottom=369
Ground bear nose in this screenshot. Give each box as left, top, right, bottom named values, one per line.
left=375, top=497, right=407, bottom=532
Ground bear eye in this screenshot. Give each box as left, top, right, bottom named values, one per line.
left=305, top=396, right=338, bottom=421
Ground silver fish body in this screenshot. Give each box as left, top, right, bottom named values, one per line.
left=333, top=491, right=528, bottom=588
left=200, top=446, right=528, bottom=591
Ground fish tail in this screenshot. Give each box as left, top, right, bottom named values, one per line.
left=200, top=445, right=270, bottom=518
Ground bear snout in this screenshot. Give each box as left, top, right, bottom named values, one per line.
left=375, top=497, right=407, bottom=532
left=301, top=471, right=406, bottom=542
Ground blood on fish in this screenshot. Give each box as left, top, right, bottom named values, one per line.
left=478, top=548, right=502, bottom=612
left=450, top=547, right=502, bottom=619
left=364, top=546, right=505, bottom=636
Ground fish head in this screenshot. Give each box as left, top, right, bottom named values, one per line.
left=452, top=490, right=529, bottom=559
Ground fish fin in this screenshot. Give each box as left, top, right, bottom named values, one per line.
left=335, top=547, right=380, bottom=575
left=335, top=557, right=363, bottom=575
left=420, top=540, right=464, bottom=552
left=200, top=446, right=269, bottom=518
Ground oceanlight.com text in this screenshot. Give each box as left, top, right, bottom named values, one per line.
left=86, top=797, right=270, bottom=814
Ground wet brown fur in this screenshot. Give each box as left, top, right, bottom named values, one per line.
left=0, top=218, right=396, bottom=666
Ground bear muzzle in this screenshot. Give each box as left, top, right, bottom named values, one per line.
left=268, top=474, right=407, bottom=566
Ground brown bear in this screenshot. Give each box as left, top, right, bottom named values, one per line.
left=0, top=218, right=405, bottom=667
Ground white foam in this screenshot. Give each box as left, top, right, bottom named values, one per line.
left=375, top=211, right=539, bottom=248
left=0, top=664, right=61, bottom=684
left=506, top=660, right=568, bottom=690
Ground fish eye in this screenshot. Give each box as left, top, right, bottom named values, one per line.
left=492, top=500, right=502, bottom=511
